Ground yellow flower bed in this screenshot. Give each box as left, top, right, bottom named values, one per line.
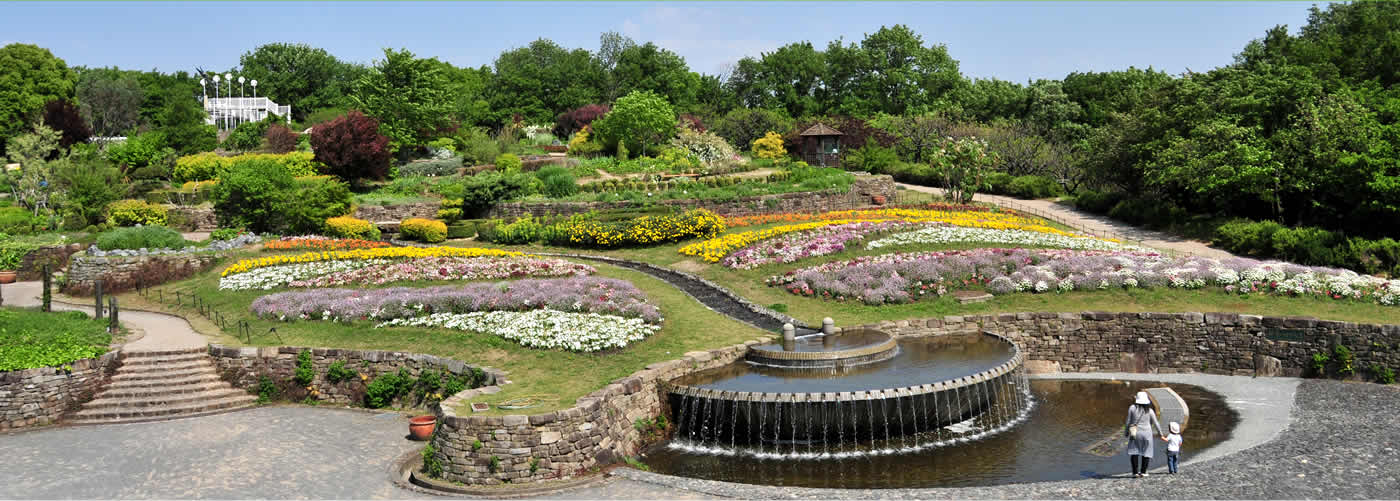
left=681, top=208, right=1111, bottom=263
left=221, top=246, right=523, bottom=276
left=559, top=209, right=726, bottom=248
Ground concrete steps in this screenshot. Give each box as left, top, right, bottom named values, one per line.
left=67, top=349, right=255, bottom=425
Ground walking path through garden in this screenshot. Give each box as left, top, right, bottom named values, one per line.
left=3, top=281, right=205, bottom=351
left=895, top=183, right=1236, bottom=260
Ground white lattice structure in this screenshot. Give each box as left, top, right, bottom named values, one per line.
left=204, top=96, right=290, bottom=130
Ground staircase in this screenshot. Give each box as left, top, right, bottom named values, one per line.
left=68, top=347, right=256, bottom=425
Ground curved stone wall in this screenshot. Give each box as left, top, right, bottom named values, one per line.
left=207, top=345, right=503, bottom=406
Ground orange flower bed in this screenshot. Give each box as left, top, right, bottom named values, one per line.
left=725, top=203, right=1005, bottom=228
left=263, top=238, right=391, bottom=251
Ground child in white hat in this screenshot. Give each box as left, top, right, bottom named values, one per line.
left=1162, top=421, right=1183, bottom=473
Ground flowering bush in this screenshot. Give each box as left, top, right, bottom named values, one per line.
left=324, top=216, right=381, bottom=241
left=377, top=311, right=660, bottom=352
left=251, top=276, right=659, bottom=323
left=263, top=237, right=389, bottom=252
left=866, top=226, right=1143, bottom=252
left=400, top=218, right=448, bottom=243
left=720, top=220, right=927, bottom=269
left=105, top=199, right=168, bottom=227
left=724, top=203, right=994, bottom=228
left=289, top=256, right=594, bottom=288
left=670, top=127, right=737, bottom=167
left=751, top=131, right=786, bottom=159
left=220, top=246, right=523, bottom=276
left=768, top=248, right=1400, bottom=306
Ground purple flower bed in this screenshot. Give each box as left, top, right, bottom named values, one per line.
left=719, top=220, right=927, bottom=269
left=250, top=276, right=663, bottom=323
left=767, top=248, right=1400, bottom=306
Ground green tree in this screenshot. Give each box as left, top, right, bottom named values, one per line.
left=823, top=25, right=964, bottom=116
left=953, top=78, right=1027, bottom=123
left=591, top=90, right=676, bottom=156
left=238, top=43, right=357, bottom=121
left=754, top=42, right=825, bottom=119
left=488, top=39, right=604, bottom=126
left=351, top=48, right=453, bottom=152
left=3, top=124, right=65, bottom=217
left=156, top=92, right=217, bottom=154
left=597, top=31, right=638, bottom=102
left=76, top=69, right=144, bottom=137
left=0, top=44, right=77, bottom=157
left=613, top=42, right=701, bottom=112
left=931, top=136, right=998, bottom=203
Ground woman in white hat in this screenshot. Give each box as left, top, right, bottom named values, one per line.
left=1124, top=391, right=1163, bottom=477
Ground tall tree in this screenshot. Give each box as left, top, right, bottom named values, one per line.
left=489, top=39, right=605, bottom=126
left=755, top=42, right=825, bottom=119
left=597, top=31, right=637, bottom=102
left=612, top=42, right=701, bottom=112
left=351, top=48, right=453, bottom=151
left=40, top=99, right=91, bottom=150
left=75, top=69, right=144, bottom=137
left=0, top=44, right=77, bottom=157
left=239, top=43, right=356, bottom=121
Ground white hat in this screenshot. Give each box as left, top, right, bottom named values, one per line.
left=1134, top=391, right=1151, bottom=405
left=1170, top=422, right=1181, bottom=434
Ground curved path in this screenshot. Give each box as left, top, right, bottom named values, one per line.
left=2, top=281, right=205, bottom=351
left=896, top=183, right=1236, bottom=260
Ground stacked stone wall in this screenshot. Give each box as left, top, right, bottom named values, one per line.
left=354, top=203, right=441, bottom=223
left=16, top=244, right=83, bottom=281
left=62, top=254, right=219, bottom=296
left=0, top=351, right=121, bottom=431
left=207, top=345, right=502, bottom=406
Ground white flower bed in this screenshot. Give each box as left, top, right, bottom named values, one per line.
left=375, top=310, right=662, bottom=352
left=218, top=259, right=390, bottom=290
left=866, top=226, right=1148, bottom=252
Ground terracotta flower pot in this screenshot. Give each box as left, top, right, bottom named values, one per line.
left=0, top=271, right=16, bottom=284
left=408, top=415, right=437, bottom=440
left=871, top=195, right=887, bottom=206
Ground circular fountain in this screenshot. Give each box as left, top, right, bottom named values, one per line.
left=667, top=330, right=1031, bottom=458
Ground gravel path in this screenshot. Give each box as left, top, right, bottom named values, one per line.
left=896, top=183, right=1236, bottom=260
left=598, top=379, right=1397, bottom=499
left=2, top=280, right=207, bottom=351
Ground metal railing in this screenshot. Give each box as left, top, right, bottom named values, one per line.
left=138, top=283, right=279, bottom=343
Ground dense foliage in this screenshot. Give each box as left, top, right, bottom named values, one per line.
left=0, top=309, right=112, bottom=371
left=309, top=111, right=391, bottom=181
left=95, top=225, right=188, bottom=250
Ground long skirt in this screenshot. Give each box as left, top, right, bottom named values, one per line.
left=1126, top=428, right=1155, bottom=458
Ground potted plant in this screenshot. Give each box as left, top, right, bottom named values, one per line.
left=0, top=247, right=22, bottom=284
left=408, top=415, right=437, bottom=440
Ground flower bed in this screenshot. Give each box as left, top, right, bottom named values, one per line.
left=220, top=259, right=392, bottom=290
left=251, top=276, right=661, bottom=323
left=376, top=310, right=660, bottom=352
left=865, top=226, right=1141, bottom=251
left=289, top=256, right=595, bottom=288
left=769, top=248, right=1400, bottom=306
left=723, top=203, right=995, bottom=227
left=264, top=237, right=390, bottom=251
left=719, top=220, right=928, bottom=269
left=220, top=246, right=522, bottom=276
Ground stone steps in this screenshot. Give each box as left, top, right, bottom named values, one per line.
left=68, top=350, right=255, bottom=425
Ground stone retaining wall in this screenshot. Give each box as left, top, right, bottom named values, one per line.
left=354, top=202, right=441, bottom=223
left=487, top=174, right=897, bottom=219
left=63, top=254, right=219, bottom=296
left=207, top=345, right=503, bottom=406
left=428, top=340, right=760, bottom=485
left=0, top=351, right=122, bottom=431
left=168, top=206, right=217, bottom=231
left=17, top=244, right=83, bottom=281
left=852, top=311, right=1400, bottom=377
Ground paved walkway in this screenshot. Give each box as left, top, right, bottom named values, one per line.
left=896, top=183, right=1235, bottom=259
left=2, top=281, right=206, bottom=351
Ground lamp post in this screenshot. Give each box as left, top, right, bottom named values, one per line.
left=224, top=73, right=232, bottom=129
left=251, top=79, right=258, bottom=122
left=198, top=78, right=207, bottom=120
left=212, top=74, right=221, bottom=131
left=238, top=76, right=246, bottom=127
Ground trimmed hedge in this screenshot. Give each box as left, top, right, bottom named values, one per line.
left=173, top=152, right=322, bottom=182
left=1213, top=219, right=1400, bottom=276
left=106, top=199, right=169, bottom=227
left=400, top=218, right=447, bottom=243
left=325, top=216, right=381, bottom=241
left=95, top=226, right=189, bottom=251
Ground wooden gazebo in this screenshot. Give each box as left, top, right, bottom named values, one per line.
left=799, top=123, right=843, bottom=167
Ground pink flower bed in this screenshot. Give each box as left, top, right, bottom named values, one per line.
left=719, top=220, right=927, bottom=269
left=287, top=256, right=594, bottom=288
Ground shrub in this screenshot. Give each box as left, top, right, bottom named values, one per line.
left=282, top=176, right=353, bottom=235
left=1006, top=175, right=1065, bottom=199
left=41, top=99, right=92, bottom=150
left=1345, top=237, right=1400, bottom=277
left=751, top=131, right=786, bottom=159
left=592, top=90, right=677, bottom=156
left=55, top=158, right=128, bottom=228
left=264, top=124, right=299, bottom=154
left=293, top=350, right=315, bottom=386
left=1107, top=198, right=1186, bottom=228
left=842, top=140, right=899, bottom=173
left=1071, top=190, right=1126, bottom=214
left=211, top=158, right=295, bottom=234
left=106, top=199, right=168, bottom=227
left=670, top=127, right=735, bottom=167
left=1214, top=220, right=1286, bottom=257
left=457, top=171, right=538, bottom=216
left=400, top=218, right=447, bottom=243
left=325, top=216, right=380, bottom=240
left=455, top=128, right=501, bottom=165
left=985, top=172, right=1015, bottom=193
left=495, top=153, right=522, bottom=174
left=535, top=166, right=577, bottom=198
left=712, top=108, right=793, bottom=151
left=325, top=360, right=358, bottom=384
left=173, top=152, right=322, bottom=182
left=95, top=225, right=189, bottom=251
left=105, top=132, right=173, bottom=172
left=223, top=119, right=270, bottom=152
left=172, top=152, right=225, bottom=182
left=398, top=158, right=461, bottom=177
left=210, top=227, right=246, bottom=241
left=1271, top=226, right=1342, bottom=267
left=554, top=104, right=611, bottom=138
left=0, top=207, right=41, bottom=235
left=310, top=110, right=392, bottom=181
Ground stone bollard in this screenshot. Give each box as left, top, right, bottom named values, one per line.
left=94, top=279, right=104, bottom=319
left=41, top=264, right=51, bottom=312
left=821, top=317, right=835, bottom=336
left=782, top=323, right=796, bottom=341
left=108, top=296, right=119, bottom=333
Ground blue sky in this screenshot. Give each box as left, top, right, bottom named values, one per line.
left=2, top=2, right=1326, bottom=81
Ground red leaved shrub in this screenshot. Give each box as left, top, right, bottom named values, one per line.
left=42, top=100, right=92, bottom=150
left=310, top=111, right=391, bottom=181
left=553, top=104, right=610, bottom=139
left=264, top=124, right=299, bottom=154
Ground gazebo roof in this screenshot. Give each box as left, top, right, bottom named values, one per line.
left=799, top=123, right=843, bottom=136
